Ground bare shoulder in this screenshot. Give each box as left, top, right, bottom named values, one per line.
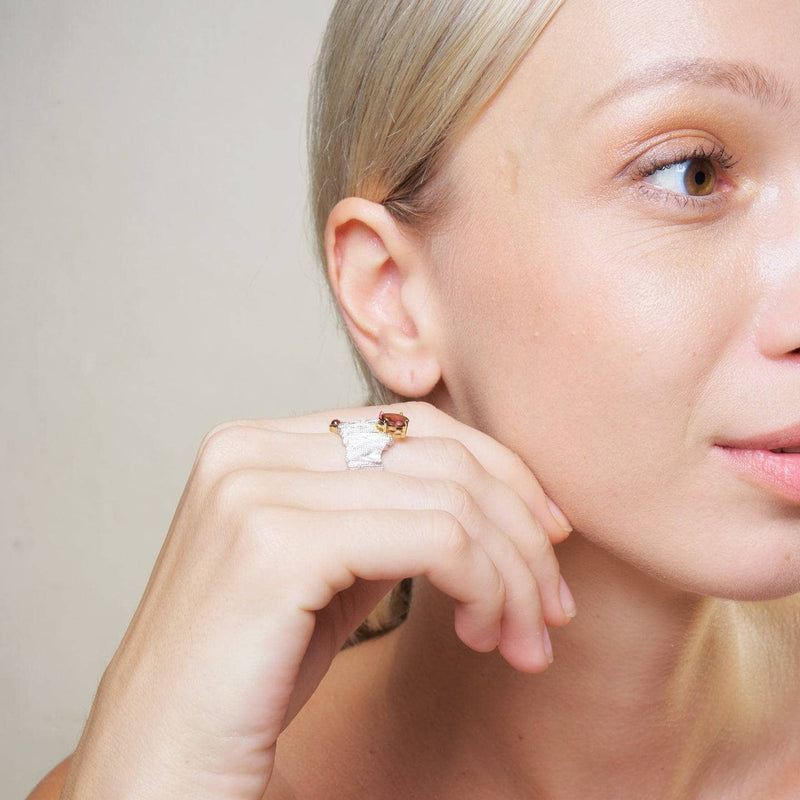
left=26, top=755, right=72, bottom=800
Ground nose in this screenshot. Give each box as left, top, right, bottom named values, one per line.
left=755, top=183, right=800, bottom=358
left=756, top=264, right=800, bottom=358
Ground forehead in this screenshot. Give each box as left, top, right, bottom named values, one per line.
left=432, top=0, right=799, bottom=198
left=479, top=0, right=797, bottom=134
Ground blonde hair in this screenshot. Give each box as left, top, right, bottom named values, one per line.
left=308, top=0, right=566, bottom=642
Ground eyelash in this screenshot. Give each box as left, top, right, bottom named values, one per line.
left=633, top=142, right=740, bottom=211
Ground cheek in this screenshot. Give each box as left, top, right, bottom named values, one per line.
left=440, top=206, right=727, bottom=447
left=435, top=201, right=749, bottom=570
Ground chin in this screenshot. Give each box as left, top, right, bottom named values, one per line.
left=647, top=520, right=800, bottom=603
left=699, top=571, right=800, bottom=604
left=574, top=503, right=800, bottom=605
left=694, top=574, right=800, bottom=603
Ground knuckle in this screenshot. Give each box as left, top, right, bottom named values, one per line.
left=478, top=558, right=506, bottom=608
left=489, top=567, right=506, bottom=606
left=526, top=541, right=559, bottom=585
left=495, top=533, right=525, bottom=566
left=230, top=505, right=302, bottom=582
left=509, top=573, right=540, bottom=616
left=198, top=420, right=240, bottom=453
left=428, top=436, right=474, bottom=479
left=198, top=424, right=249, bottom=465
left=448, top=438, right=478, bottom=481
left=438, top=479, right=473, bottom=521
left=529, top=525, right=555, bottom=560
left=194, top=423, right=272, bottom=486
left=209, top=467, right=259, bottom=514
left=430, top=510, right=472, bottom=559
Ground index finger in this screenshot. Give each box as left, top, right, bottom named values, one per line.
left=259, top=400, right=572, bottom=543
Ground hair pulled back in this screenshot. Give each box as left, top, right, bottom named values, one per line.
left=309, top=0, right=565, bottom=407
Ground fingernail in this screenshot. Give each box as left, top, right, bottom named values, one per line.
left=559, top=575, right=577, bottom=619
left=546, top=497, right=573, bottom=534
left=543, top=626, right=554, bottom=664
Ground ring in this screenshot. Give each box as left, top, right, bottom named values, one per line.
left=329, top=411, right=409, bottom=470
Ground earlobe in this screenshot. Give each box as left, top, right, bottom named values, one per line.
left=325, top=197, right=442, bottom=398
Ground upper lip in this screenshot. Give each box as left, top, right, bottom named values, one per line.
left=717, top=421, right=800, bottom=451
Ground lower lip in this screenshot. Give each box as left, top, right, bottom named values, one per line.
left=716, top=447, right=800, bottom=503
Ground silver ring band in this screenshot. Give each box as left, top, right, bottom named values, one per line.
left=329, top=412, right=409, bottom=470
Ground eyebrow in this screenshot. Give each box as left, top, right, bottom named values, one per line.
left=583, top=57, right=794, bottom=117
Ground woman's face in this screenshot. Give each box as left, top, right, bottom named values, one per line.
left=426, top=0, right=800, bottom=598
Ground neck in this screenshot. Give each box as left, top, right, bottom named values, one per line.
left=382, top=534, right=795, bottom=799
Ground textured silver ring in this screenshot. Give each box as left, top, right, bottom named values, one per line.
left=329, top=411, right=409, bottom=470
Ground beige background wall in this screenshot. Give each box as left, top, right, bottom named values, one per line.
left=0, top=2, right=366, bottom=794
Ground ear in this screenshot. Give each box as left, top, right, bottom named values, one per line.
left=324, top=197, right=442, bottom=398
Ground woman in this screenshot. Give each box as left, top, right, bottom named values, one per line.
left=31, top=0, right=800, bottom=796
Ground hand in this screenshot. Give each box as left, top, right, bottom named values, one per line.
left=62, top=401, right=575, bottom=799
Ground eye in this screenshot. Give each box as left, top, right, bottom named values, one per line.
left=643, top=156, right=717, bottom=197
left=632, top=142, right=739, bottom=211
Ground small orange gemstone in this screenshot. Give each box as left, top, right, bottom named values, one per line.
left=378, top=412, right=409, bottom=436
left=379, top=412, right=407, bottom=426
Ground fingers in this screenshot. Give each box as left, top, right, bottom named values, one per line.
left=263, top=506, right=552, bottom=673
left=204, top=465, right=562, bottom=670
left=216, top=465, right=571, bottom=629
left=266, top=401, right=573, bottom=542
left=190, top=401, right=576, bottom=671
left=196, top=402, right=572, bottom=542
left=385, top=437, right=574, bottom=626
left=191, top=421, right=575, bottom=628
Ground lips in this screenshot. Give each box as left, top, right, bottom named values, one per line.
left=717, top=421, right=800, bottom=453
left=715, top=423, right=800, bottom=503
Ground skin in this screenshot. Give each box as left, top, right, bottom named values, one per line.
left=30, top=0, right=800, bottom=797
left=273, top=0, right=800, bottom=796
left=425, top=0, right=800, bottom=603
